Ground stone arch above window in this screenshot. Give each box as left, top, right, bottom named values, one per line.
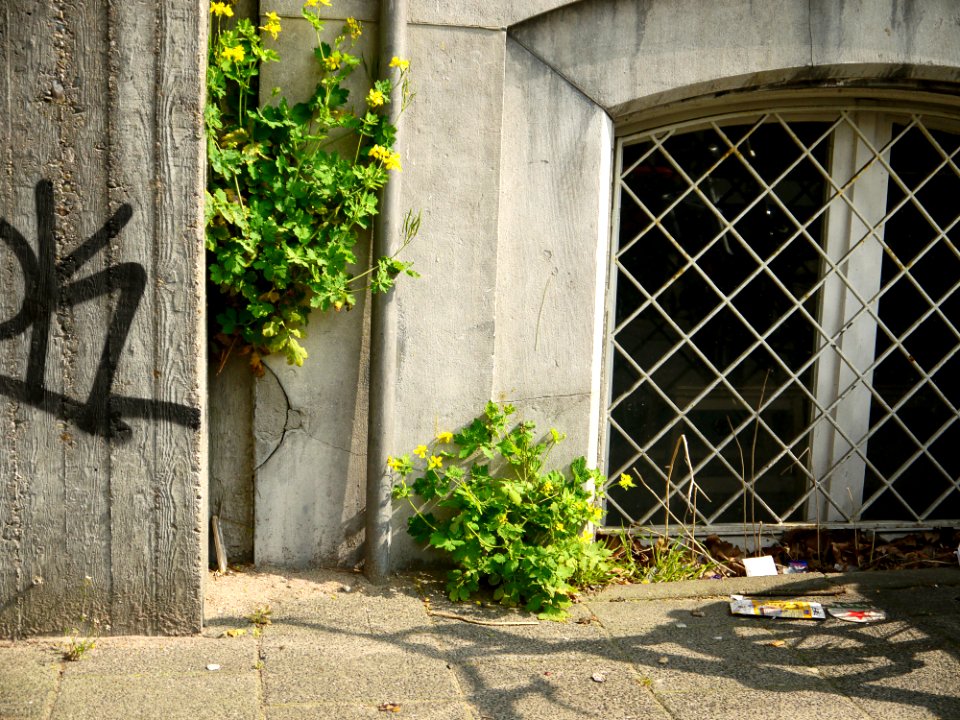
left=510, top=0, right=960, bottom=119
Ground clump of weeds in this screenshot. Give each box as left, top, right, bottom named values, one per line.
left=62, top=576, right=107, bottom=661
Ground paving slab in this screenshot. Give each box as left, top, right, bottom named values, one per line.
left=264, top=700, right=477, bottom=719
left=912, top=614, right=960, bottom=647
left=0, top=644, right=61, bottom=720
left=2, top=568, right=960, bottom=720
left=872, top=583, right=960, bottom=619
left=456, top=655, right=671, bottom=720
left=429, top=616, right=617, bottom=663
left=787, top=619, right=934, bottom=652
left=654, top=687, right=870, bottom=720
left=263, top=650, right=460, bottom=705
left=61, top=635, right=259, bottom=675
left=51, top=672, right=260, bottom=720
left=800, top=645, right=960, bottom=719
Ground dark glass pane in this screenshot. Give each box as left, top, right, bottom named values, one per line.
left=608, top=120, right=829, bottom=525
left=864, top=122, right=960, bottom=521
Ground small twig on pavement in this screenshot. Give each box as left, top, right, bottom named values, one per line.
left=427, top=610, right=539, bottom=626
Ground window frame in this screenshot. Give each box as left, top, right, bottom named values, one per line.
left=600, top=94, right=960, bottom=535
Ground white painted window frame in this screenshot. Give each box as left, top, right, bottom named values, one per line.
left=600, top=98, right=960, bottom=535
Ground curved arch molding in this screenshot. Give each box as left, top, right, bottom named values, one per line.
left=509, top=0, right=960, bottom=118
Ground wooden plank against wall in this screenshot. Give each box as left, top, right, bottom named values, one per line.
left=56, top=0, right=113, bottom=637
left=150, top=0, right=206, bottom=633
left=106, top=0, right=205, bottom=634
left=0, top=0, right=205, bottom=637
left=6, top=2, right=72, bottom=638
left=107, top=0, right=162, bottom=633
left=0, top=3, right=23, bottom=638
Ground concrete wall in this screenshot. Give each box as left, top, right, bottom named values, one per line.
left=251, top=0, right=600, bottom=568
left=511, top=0, right=960, bottom=117
left=0, top=1, right=206, bottom=637
left=251, top=2, right=378, bottom=567
left=209, top=356, right=254, bottom=564
left=493, top=38, right=613, bottom=472
left=248, top=0, right=960, bottom=571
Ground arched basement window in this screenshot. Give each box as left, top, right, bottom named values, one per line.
left=604, top=103, right=960, bottom=533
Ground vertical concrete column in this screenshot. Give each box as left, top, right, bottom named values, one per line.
left=493, top=37, right=613, bottom=469
left=0, top=0, right=206, bottom=637
left=252, top=1, right=379, bottom=569
left=365, top=0, right=407, bottom=581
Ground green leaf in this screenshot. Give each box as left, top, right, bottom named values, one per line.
left=205, top=15, right=417, bottom=368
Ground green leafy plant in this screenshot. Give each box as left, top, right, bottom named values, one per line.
left=390, top=402, right=616, bottom=620
left=246, top=604, right=273, bottom=628
left=62, top=576, right=106, bottom=662
left=63, top=634, right=96, bottom=662
left=206, top=1, right=418, bottom=372
left=636, top=534, right=718, bottom=583
left=604, top=434, right=727, bottom=583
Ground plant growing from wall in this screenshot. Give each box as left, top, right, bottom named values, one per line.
left=390, top=402, right=619, bottom=619
left=206, top=1, right=417, bottom=373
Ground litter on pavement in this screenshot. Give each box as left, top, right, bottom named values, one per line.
left=730, top=595, right=887, bottom=622
left=743, top=556, right=778, bottom=577
left=729, top=594, right=826, bottom=619
left=826, top=604, right=887, bottom=623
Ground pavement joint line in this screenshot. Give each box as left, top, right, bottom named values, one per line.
left=583, top=598, right=679, bottom=720
left=256, top=627, right=267, bottom=720
left=43, top=656, right=66, bottom=720
left=415, top=594, right=486, bottom=714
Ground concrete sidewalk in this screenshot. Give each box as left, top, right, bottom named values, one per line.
left=2, top=567, right=959, bottom=719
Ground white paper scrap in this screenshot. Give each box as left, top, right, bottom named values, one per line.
left=743, top=555, right=778, bottom=577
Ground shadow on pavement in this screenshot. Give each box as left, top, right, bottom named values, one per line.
left=201, top=567, right=960, bottom=719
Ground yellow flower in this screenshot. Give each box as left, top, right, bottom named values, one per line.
left=210, top=2, right=234, bottom=18
left=436, top=431, right=453, bottom=443
left=221, top=45, right=245, bottom=63
left=542, top=480, right=554, bottom=494
left=413, top=444, right=427, bottom=459
left=579, top=529, right=592, bottom=543
left=589, top=506, right=603, bottom=522
left=259, top=11, right=282, bottom=40
left=618, top=473, right=636, bottom=490
left=346, top=17, right=362, bottom=39
left=389, top=56, right=410, bottom=71
left=386, top=456, right=402, bottom=471
left=369, top=144, right=402, bottom=172
left=304, top=0, right=331, bottom=6
left=554, top=522, right=565, bottom=532
left=366, top=88, right=385, bottom=107
left=427, top=455, right=443, bottom=470
left=323, top=51, right=341, bottom=70
left=382, top=150, right=402, bottom=172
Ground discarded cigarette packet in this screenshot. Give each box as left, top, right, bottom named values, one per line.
left=729, top=594, right=826, bottom=620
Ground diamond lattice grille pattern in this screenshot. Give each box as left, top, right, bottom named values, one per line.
left=605, top=109, right=960, bottom=531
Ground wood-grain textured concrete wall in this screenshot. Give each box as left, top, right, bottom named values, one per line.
left=0, top=0, right=206, bottom=637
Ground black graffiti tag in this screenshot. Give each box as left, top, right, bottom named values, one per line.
left=0, top=180, right=200, bottom=440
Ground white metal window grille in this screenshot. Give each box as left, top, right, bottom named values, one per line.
left=604, top=107, right=960, bottom=534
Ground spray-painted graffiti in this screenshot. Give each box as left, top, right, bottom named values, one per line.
left=0, top=180, right=200, bottom=440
